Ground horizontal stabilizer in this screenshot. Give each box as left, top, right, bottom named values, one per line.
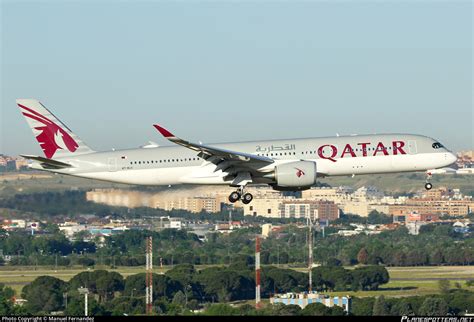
left=20, top=155, right=73, bottom=169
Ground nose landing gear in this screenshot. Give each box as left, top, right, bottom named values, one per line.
left=228, top=187, right=254, bottom=204
left=425, top=172, right=433, bottom=190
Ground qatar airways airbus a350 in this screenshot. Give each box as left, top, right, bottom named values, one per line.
left=16, top=99, right=457, bottom=204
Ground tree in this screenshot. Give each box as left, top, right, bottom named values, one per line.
left=0, top=284, right=15, bottom=315
left=64, top=294, right=109, bottom=316
left=42, top=223, right=61, bottom=235
left=311, top=266, right=351, bottom=291
left=438, top=280, right=451, bottom=294
left=430, top=250, right=444, bottom=265
left=367, top=211, right=392, bottom=224
left=351, top=266, right=389, bottom=291
left=124, top=273, right=181, bottom=300
left=390, top=299, right=414, bottom=316
left=272, top=303, right=301, bottom=316
left=445, top=289, right=474, bottom=314
left=372, top=295, right=390, bottom=316
left=203, top=303, right=239, bottom=316
left=301, top=303, right=333, bottom=316
left=265, top=267, right=305, bottom=293
left=95, top=271, right=124, bottom=302
left=330, top=305, right=346, bottom=316
left=419, top=298, right=449, bottom=316
left=357, top=248, right=369, bottom=265
left=105, top=297, right=144, bottom=316
left=326, top=258, right=342, bottom=267
left=22, top=276, right=67, bottom=314
left=68, top=270, right=124, bottom=303
left=165, top=264, right=196, bottom=287
left=351, top=297, right=374, bottom=316
left=172, top=290, right=187, bottom=307
left=195, top=267, right=254, bottom=302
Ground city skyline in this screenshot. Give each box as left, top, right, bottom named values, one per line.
left=1, top=1, right=472, bottom=156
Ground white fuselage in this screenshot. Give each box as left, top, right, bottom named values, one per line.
left=32, top=133, right=457, bottom=187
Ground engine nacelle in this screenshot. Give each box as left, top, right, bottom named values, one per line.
left=274, top=161, right=317, bottom=189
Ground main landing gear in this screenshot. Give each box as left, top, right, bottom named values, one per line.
left=425, top=172, right=433, bottom=190
left=228, top=187, right=253, bottom=204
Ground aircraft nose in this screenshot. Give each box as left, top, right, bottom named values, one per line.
left=447, top=152, right=457, bottom=165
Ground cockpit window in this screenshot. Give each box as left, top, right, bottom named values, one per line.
left=432, top=142, right=444, bottom=149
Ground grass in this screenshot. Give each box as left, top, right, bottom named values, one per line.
left=306, top=266, right=474, bottom=298
left=327, top=280, right=474, bottom=298
left=387, top=266, right=474, bottom=280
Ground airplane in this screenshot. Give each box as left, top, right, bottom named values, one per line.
left=16, top=99, right=458, bottom=204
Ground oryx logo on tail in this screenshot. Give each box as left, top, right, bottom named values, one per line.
left=18, top=103, right=79, bottom=158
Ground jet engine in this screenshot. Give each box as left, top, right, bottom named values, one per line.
left=268, top=161, right=317, bottom=190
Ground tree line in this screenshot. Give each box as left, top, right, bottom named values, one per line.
left=0, top=221, right=472, bottom=268
left=0, top=262, right=389, bottom=315
left=0, top=264, right=472, bottom=316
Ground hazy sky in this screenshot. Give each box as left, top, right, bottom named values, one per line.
left=1, top=0, right=472, bottom=156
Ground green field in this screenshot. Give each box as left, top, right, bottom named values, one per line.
left=1, top=265, right=473, bottom=299
left=300, top=266, right=474, bottom=298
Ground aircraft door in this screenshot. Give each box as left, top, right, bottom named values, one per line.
left=108, top=158, right=118, bottom=172
left=408, top=140, right=417, bottom=155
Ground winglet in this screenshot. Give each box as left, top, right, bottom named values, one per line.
left=153, top=124, right=175, bottom=138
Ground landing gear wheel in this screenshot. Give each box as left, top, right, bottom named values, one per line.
left=228, top=191, right=241, bottom=203
left=425, top=182, right=433, bottom=190
left=241, top=193, right=253, bottom=205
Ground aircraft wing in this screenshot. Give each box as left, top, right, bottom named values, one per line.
left=153, top=124, right=274, bottom=185
left=153, top=125, right=273, bottom=164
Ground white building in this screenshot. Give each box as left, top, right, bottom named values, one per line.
left=244, top=197, right=287, bottom=218
left=59, top=224, right=88, bottom=238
